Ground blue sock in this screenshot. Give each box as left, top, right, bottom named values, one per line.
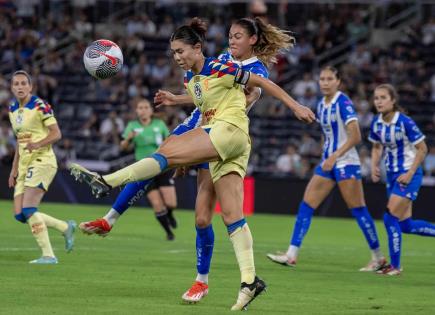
left=22, top=207, right=38, bottom=219
left=226, top=218, right=246, bottom=234
left=112, top=179, right=152, bottom=215
left=196, top=225, right=215, bottom=275
left=383, top=211, right=402, bottom=269
left=351, top=206, right=380, bottom=250
left=399, top=218, right=435, bottom=237
left=290, top=201, right=314, bottom=247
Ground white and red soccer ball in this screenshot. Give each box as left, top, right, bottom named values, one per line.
left=83, top=39, right=123, bottom=79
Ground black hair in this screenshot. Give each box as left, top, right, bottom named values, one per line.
left=320, top=65, right=340, bottom=80
left=170, top=17, right=207, bottom=47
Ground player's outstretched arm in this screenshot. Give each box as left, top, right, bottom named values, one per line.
left=154, top=90, right=194, bottom=107
left=246, top=73, right=315, bottom=123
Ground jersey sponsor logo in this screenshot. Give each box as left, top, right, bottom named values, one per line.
left=330, top=114, right=337, bottom=122
left=346, top=105, right=354, bottom=113
left=412, top=125, right=420, bottom=133
left=194, top=82, right=202, bottom=100
left=204, top=108, right=217, bottom=122
left=395, top=132, right=403, bottom=140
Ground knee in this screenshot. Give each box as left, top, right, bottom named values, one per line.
left=14, top=213, right=27, bottom=223
left=21, top=207, right=38, bottom=219
left=195, top=214, right=212, bottom=228
left=399, top=218, right=412, bottom=233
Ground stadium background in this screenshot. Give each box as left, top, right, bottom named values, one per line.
left=1, top=0, right=435, bottom=215
left=2, top=1, right=435, bottom=314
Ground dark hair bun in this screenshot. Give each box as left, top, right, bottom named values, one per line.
left=189, top=17, right=207, bottom=40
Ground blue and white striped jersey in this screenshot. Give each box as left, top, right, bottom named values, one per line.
left=368, top=112, right=425, bottom=173
left=172, top=51, right=268, bottom=135
left=317, top=91, right=360, bottom=167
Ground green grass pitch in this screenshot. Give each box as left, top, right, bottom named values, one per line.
left=1, top=200, right=434, bottom=314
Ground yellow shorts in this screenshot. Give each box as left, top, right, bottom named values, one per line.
left=14, top=160, right=57, bottom=197
left=202, top=120, right=251, bottom=182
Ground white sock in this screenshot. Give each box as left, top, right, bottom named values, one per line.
left=371, top=248, right=383, bottom=261
left=196, top=273, right=208, bottom=284
left=286, top=245, right=299, bottom=259
left=103, top=208, right=121, bottom=226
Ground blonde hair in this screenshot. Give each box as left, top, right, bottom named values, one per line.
left=233, top=17, right=295, bottom=66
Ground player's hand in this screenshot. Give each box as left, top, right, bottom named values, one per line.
left=322, top=154, right=337, bottom=172
left=173, top=166, right=188, bottom=178
left=371, top=166, right=381, bottom=183
left=127, top=131, right=137, bottom=141
left=293, top=105, right=316, bottom=124
left=397, top=171, right=414, bottom=185
left=25, top=142, right=40, bottom=153
left=8, top=170, right=17, bottom=188
left=154, top=90, right=177, bottom=107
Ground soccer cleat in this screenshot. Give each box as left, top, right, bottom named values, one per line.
left=182, top=281, right=209, bottom=303
left=29, top=256, right=58, bottom=264
left=359, top=257, right=387, bottom=272
left=231, top=276, right=267, bottom=311
left=69, top=163, right=112, bottom=198
left=167, top=212, right=177, bottom=229
left=63, top=220, right=77, bottom=253
left=376, top=264, right=401, bottom=276
left=266, top=252, right=297, bottom=267
left=166, top=232, right=175, bottom=241
left=79, top=218, right=112, bottom=237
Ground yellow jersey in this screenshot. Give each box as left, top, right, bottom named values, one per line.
left=8, top=95, right=58, bottom=168
left=184, top=57, right=250, bottom=135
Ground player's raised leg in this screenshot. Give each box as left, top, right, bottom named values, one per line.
left=79, top=180, right=152, bottom=236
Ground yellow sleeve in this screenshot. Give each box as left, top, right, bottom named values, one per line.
left=36, top=100, right=57, bottom=126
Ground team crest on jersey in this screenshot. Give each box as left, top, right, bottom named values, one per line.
left=16, top=110, right=24, bottom=125
left=194, top=82, right=202, bottom=100
left=395, top=131, right=403, bottom=140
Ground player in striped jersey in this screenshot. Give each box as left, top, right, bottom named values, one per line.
left=268, top=66, right=386, bottom=271
left=369, top=84, right=435, bottom=275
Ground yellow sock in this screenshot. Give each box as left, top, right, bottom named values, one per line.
left=229, top=223, right=256, bottom=284
left=28, top=213, right=55, bottom=257
left=103, top=157, right=162, bottom=187
left=38, top=212, right=68, bottom=233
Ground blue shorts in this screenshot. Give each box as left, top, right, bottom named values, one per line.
left=314, top=164, right=362, bottom=182
left=386, top=168, right=423, bottom=201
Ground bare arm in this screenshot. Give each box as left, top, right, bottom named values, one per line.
left=396, top=140, right=428, bottom=185
left=246, top=73, right=315, bottom=123
left=120, top=131, right=136, bottom=151
left=154, top=90, right=194, bottom=107
left=408, top=140, right=428, bottom=174
left=371, top=142, right=383, bottom=183
left=244, top=87, right=261, bottom=108
left=8, top=145, right=19, bottom=188
left=321, top=121, right=361, bottom=171
left=25, top=123, right=62, bottom=153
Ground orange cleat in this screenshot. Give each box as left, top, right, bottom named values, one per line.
left=79, top=218, right=112, bottom=237
left=182, top=281, right=209, bottom=303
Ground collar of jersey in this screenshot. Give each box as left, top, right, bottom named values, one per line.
left=10, top=95, right=37, bottom=112
left=321, top=91, right=341, bottom=108
left=379, top=111, right=400, bottom=125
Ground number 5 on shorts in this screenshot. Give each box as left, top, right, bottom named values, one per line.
left=26, top=167, right=34, bottom=179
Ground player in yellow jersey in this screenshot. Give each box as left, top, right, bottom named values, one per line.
left=70, top=18, right=315, bottom=310
left=8, top=71, right=76, bottom=264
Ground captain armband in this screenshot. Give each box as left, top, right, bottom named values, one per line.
left=234, top=69, right=250, bottom=85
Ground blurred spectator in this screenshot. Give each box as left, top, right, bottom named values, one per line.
left=348, top=44, right=371, bottom=68
left=100, top=111, right=124, bottom=144
left=292, top=72, right=318, bottom=99
left=298, top=133, right=319, bottom=157
left=424, top=147, right=435, bottom=176
left=298, top=87, right=318, bottom=110
left=359, top=146, right=371, bottom=179
left=275, top=144, right=301, bottom=174
left=347, top=12, right=368, bottom=40
left=55, top=138, right=77, bottom=168
left=422, top=17, right=435, bottom=45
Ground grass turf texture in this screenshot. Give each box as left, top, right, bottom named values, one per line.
left=1, top=200, right=434, bottom=314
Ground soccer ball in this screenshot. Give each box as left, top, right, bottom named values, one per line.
left=83, top=39, right=123, bottom=79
